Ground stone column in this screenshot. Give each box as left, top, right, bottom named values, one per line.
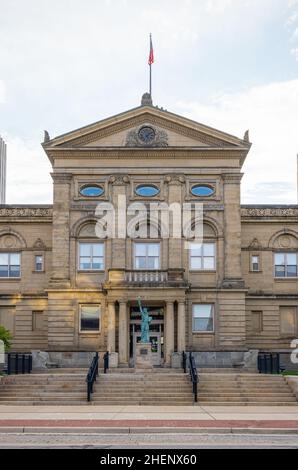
left=107, top=301, right=116, bottom=353
left=165, top=301, right=175, bottom=365
left=118, top=301, right=128, bottom=365
left=222, top=174, right=244, bottom=288
left=177, top=301, right=186, bottom=352
left=50, top=173, right=72, bottom=287
left=110, top=175, right=129, bottom=269
left=166, top=175, right=184, bottom=269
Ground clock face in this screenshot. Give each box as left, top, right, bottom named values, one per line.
left=138, top=126, right=155, bottom=144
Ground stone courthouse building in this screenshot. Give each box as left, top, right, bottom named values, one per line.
left=0, top=94, right=297, bottom=368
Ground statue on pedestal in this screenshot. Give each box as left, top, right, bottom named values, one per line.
left=137, top=297, right=152, bottom=343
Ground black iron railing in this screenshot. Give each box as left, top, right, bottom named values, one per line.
left=6, top=353, right=32, bottom=375
left=182, top=351, right=198, bottom=402
left=182, top=351, right=187, bottom=374
left=103, top=351, right=109, bottom=373
left=189, top=352, right=198, bottom=402
left=258, top=353, right=283, bottom=374
left=86, top=352, right=99, bottom=402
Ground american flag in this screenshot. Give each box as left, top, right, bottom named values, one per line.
left=148, top=35, right=154, bottom=66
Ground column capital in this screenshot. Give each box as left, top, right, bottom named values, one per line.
left=222, top=173, right=243, bottom=184
left=51, top=172, right=72, bottom=184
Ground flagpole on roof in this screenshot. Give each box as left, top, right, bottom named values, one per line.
left=148, top=33, right=154, bottom=98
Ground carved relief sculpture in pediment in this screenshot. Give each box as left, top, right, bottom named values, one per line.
left=125, top=125, right=168, bottom=148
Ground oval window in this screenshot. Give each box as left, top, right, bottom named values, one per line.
left=79, top=185, right=104, bottom=197
left=135, top=185, right=160, bottom=197
left=191, top=185, right=215, bottom=197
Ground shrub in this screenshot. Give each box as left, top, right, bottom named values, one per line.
left=0, top=326, right=12, bottom=351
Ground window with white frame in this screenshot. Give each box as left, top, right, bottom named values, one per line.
left=275, top=253, right=298, bottom=278
left=35, top=255, right=44, bottom=272
left=192, top=304, right=214, bottom=332
left=80, top=305, right=101, bottom=332
left=79, top=243, right=104, bottom=270
left=251, top=255, right=260, bottom=272
left=134, top=243, right=160, bottom=269
left=190, top=243, right=216, bottom=270
left=0, top=253, right=21, bottom=278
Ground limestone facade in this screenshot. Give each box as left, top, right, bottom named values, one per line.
left=0, top=99, right=297, bottom=367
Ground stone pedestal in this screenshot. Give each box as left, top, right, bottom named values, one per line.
left=109, top=352, right=119, bottom=368
left=135, top=342, right=153, bottom=369
left=171, top=352, right=182, bottom=369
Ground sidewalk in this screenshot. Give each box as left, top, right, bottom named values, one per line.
left=1, top=405, right=298, bottom=433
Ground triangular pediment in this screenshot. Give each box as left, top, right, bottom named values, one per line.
left=43, top=105, right=250, bottom=151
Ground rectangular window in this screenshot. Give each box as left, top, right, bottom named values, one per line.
left=35, top=255, right=44, bottom=272
left=251, top=311, right=263, bottom=333
left=79, top=243, right=104, bottom=270
left=192, top=304, right=214, bottom=332
left=251, top=255, right=260, bottom=272
left=80, top=305, right=101, bottom=332
left=190, top=243, right=216, bottom=270
left=32, top=311, right=44, bottom=331
left=134, top=243, right=160, bottom=269
left=0, top=253, right=21, bottom=278
left=275, top=253, right=298, bottom=278
left=280, top=307, right=297, bottom=336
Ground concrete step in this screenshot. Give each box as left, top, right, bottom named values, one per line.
left=198, top=396, right=297, bottom=402
left=197, top=401, right=298, bottom=406
left=198, top=387, right=292, bottom=393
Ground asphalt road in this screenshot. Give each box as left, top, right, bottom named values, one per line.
left=0, top=432, right=298, bottom=449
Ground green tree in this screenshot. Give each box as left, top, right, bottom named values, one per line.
left=0, top=326, right=12, bottom=351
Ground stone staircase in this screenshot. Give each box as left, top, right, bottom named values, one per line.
left=198, top=371, right=298, bottom=406
left=91, top=370, right=193, bottom=406
left=0, top=371, right=88, bottom=405
left=0, top=369, right=193, bottom=406
left=0, top=368, right=297, bottom=406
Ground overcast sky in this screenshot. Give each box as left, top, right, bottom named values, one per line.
left=0, top=0, right=298, bottom=204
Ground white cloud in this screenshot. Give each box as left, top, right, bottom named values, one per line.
left=205, top=0, right=234, bottom=13
left=291, top=47, right=298, bottom=59
left=3, top=135, right=52, bottom=204
left=174, top=80, right=298, bottom=204
left=0, top=81, right=6, bottom=103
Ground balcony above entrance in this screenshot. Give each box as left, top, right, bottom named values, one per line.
left=105, top=268, right=187, bottom=288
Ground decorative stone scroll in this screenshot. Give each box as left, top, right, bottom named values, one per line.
left=0, top=207, right=53, bottom=218
left=241, top=207, right=298, bottom=218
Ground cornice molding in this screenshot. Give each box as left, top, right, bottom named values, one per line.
left=56, top=114, right=242, bottom=149
left=47, top=148, right=245, bottom=160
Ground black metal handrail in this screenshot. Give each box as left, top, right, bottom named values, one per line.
left=86, top=352, right=99, bottom=402
left=103, top=351, right=109, bottom=373
left=189, top=352, right=198, bottom=403
left=6, top=353, right=32, bottom=375
left=182, top=351, right=187, bottom=374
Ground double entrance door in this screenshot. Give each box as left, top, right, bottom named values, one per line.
left=129, top=306, right=164, bottom=367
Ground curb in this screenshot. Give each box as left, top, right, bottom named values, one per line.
left=1, top=426, right=298, bottom=435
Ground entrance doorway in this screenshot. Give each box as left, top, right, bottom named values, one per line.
left=129, top=305, right=164, bottom=367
